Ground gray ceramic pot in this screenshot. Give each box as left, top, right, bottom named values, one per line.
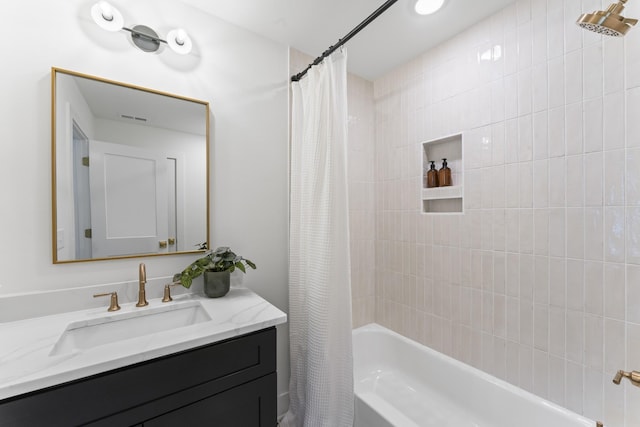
left=203, top=271, right=231, bottom=298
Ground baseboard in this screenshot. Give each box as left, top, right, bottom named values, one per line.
left=278, top=391, right=290, bottom=420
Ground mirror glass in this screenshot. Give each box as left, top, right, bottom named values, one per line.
left=52, top=68, right=209, bottom=263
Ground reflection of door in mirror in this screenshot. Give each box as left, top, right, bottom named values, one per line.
left=89, top=141, right=173, bottom=258
left=72, top=122, right=92, bottom=260
left=52, top=68, right=209, bottom=263
left=73, top=139, right=183, bottom=259
left=166, top=157, right=178, bottom=253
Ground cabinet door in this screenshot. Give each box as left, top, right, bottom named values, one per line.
left=144, top=372, right=276, bottom=427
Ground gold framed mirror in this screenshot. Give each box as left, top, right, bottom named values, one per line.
left=52, top=67, right=209, bottom=263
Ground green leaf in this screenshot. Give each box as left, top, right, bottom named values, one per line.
left=245, top=260, right=256, bottom=269
left=235, top=262, right=246, bottom=273
left=180, top=275, right=192, bottom=289
left=196, top=258, right=210, bottom=267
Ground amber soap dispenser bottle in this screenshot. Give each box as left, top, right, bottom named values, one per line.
left=438, top=158, right=452, bottom=187
left=426, top=160, right=439, bottom=188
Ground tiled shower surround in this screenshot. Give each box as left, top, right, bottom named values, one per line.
left=294, top=0, right=640, bottom=424
left=372, top=0, right=640, bottom=425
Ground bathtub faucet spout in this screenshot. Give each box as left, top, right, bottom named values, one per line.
left=613, top=369, right=640, bottom=387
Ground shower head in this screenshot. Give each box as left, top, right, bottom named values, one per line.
left=576, top=0, right=638, bottom=36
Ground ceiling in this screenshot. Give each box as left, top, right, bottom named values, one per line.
left=180, top=0, right=517, bottom=80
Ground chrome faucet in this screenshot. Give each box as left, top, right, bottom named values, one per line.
left=136, top=263, right=149, bottom=307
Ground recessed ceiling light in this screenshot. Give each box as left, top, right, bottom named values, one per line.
left=415, top=0, right=445, bottom=15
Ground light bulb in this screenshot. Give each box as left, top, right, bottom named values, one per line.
left=175, top=29, right=187, bottom=46
left=167, top=28, right=192, bottom=54
left=415, top=0, right=445, bottom=15
left=91, top=1, right=123, bottom=31
left=98, top=1, right=113, bottom=21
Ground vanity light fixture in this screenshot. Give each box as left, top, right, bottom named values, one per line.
left=414, top=0, right=445, bottom=15
left=90, top=1, right=193, bottom=55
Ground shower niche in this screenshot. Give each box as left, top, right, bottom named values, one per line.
left=421, top=133, right=463, bottom=214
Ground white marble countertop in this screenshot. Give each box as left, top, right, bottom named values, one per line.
left=0, top=288, right=286, bottom=400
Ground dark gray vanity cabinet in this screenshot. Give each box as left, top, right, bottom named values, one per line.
left=0, top=327, right=277, bottom=427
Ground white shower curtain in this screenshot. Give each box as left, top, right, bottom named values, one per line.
left=281, top=50, right=354, bottom=427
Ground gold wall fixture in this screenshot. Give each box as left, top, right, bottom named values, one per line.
left=576, top=0, right=638, bottom=36
left=613, top=369, right=640, bottom=386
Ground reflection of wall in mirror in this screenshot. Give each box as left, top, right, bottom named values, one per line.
left=55, top=73, right=97, bottom=261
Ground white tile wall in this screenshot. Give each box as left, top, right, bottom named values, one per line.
left=369, top=0, right=640, bottom=425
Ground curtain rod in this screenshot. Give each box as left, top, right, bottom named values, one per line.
left=290, top=0, right=398, bottom=82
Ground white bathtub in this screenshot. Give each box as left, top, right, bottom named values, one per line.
left=353, top=324, right=596, bottom=427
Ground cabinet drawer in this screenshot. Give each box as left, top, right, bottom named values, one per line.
left=0, top=328, right=276, bottom=427
left=143, top=373, right=277, bottom=427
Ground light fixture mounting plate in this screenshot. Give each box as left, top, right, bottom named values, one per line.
left=130, top=25, right=161, bottom=52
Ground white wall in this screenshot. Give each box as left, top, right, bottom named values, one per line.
left=0, top=0, right=290, bottom=412
left=54, top=72, right=96, bottom=261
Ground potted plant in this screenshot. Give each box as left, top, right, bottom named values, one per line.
left=175, top=246, right=256, bottom=298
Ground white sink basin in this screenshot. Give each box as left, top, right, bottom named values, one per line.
left=50, top=301, right=211, bottom=356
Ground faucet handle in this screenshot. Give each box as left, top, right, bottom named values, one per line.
left=162, top=282, right=182, bottom=303
left=93, top=292, right=121, bottom=312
